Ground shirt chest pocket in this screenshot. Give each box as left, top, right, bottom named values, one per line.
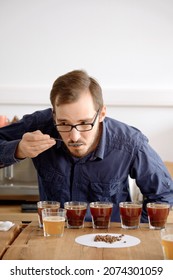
left=37, top=168, right=68, bottom=199
left=89, top=180, right=122, bottom=203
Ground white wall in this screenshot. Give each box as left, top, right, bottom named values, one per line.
left=0, top=0, right=173, bottom=161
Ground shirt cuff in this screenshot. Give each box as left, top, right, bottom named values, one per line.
left=0, top=140, right=22, bottom=166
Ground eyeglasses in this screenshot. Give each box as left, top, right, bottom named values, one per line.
left=55, top=109, right=100, bottom=132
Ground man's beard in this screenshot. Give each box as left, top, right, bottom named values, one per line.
left=66, top=141, right=86, bottom=157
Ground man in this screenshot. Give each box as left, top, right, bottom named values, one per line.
left=0, top=70, right=172, bottom=222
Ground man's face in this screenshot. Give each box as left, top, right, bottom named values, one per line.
left=54, top=90, right=106, bottom=158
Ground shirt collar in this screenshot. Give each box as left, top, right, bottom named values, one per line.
left=91, top=121, right=106, bottom=160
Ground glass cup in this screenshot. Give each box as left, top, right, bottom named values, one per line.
left=90, top=202, right=113, bottom=229
left=119, top=202, right=142, bottom=229
left=161, top=225, right=173, bottom=259
left=64, top=201, right=88, bottom=229
left=37, top=201, right=60, bottom=228
left=147, top=202, right=170, bottom=230
left=42, top=208, right=66, bottom=237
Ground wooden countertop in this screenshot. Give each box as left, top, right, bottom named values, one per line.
left=0, top=205, right=173, bottom=260
left=0, top=204, right=37, bottom=222
left=0, top=222, right=21, bottom=259
left=1, top=221, right=171, bottom=260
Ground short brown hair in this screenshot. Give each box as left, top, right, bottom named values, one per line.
left=50, top=70, right=103, bottom=110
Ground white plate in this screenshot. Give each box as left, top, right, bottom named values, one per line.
left=75, top=233, right=140, bottom=248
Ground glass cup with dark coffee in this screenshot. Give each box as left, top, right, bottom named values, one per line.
left=119, top=202, right=142, bottom=229
left=64, top=201, right=88, bottom=228
left=90, top=202, right=113, bottom=229
left=147, top=202, right=170, bottom=230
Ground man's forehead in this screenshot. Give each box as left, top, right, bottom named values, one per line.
left=55, top=101, right=95, bottom=120
left=55, top=110, right=95, bottom=122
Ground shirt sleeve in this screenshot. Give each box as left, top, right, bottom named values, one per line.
left=0, top=108, right=53, bottom=167
left=0, top=139, right=21, bottom=167
left=0, top=113, right=34, bottom=166
left=130, top=139, right=173, bottom=221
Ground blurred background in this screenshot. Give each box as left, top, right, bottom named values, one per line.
left=0, top=0, right=173, bottom=161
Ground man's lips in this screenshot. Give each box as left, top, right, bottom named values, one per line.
left=68, top=142, right=83, bottom=147
left=53, top=138, right=84, bottom=147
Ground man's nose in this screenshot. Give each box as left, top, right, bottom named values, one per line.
left=69, top=127, right=81, bottom=142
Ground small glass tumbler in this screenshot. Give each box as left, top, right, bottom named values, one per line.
left=64, top=201, right=88, bottom=229
left=90, top=202, right=113, bottom=229
left=147, top=202, right=170, bottom=229
left=119, top=202, right=142, bottom=229
left=37, top=201, right=60, bottom=228
left=161, top=225, right=173, bottom=259
left=42, top=208, right=66, bottom=237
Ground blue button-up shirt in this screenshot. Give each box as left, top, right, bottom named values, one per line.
left=0, top=108, right=173, bottom=222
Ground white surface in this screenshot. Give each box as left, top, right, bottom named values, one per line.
left=75, top=233, right=140, bottom=248
left=0, top=221, right=15, bottom=231
left=0, top=0, right=173, bottom=87
left=0, top=0, right=173, bottom=162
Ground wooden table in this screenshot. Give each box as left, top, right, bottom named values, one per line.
left=0, top=222, right=21, bottom=259
left=0, top=208, right=173, bottom=260
left=0, top=204, right=37, bottom=222
left=0, top=221, right=171, bottom=260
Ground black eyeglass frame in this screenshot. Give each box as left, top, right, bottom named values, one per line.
left=54, top=109, right=100, bottom=132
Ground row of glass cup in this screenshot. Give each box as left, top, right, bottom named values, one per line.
left=37, top=201, right=113, bottom=237
left=37, top=201, right=171, bottom=237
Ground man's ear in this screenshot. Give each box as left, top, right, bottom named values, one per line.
left=99, top=105, right=106, bottom=122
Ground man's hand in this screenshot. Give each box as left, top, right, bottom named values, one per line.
left=15, top=130, right=56, bottom=159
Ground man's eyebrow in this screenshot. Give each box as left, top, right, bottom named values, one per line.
left=56, top=116, right=93, bottom=122
left=56, top=118, right=68, bottom=121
